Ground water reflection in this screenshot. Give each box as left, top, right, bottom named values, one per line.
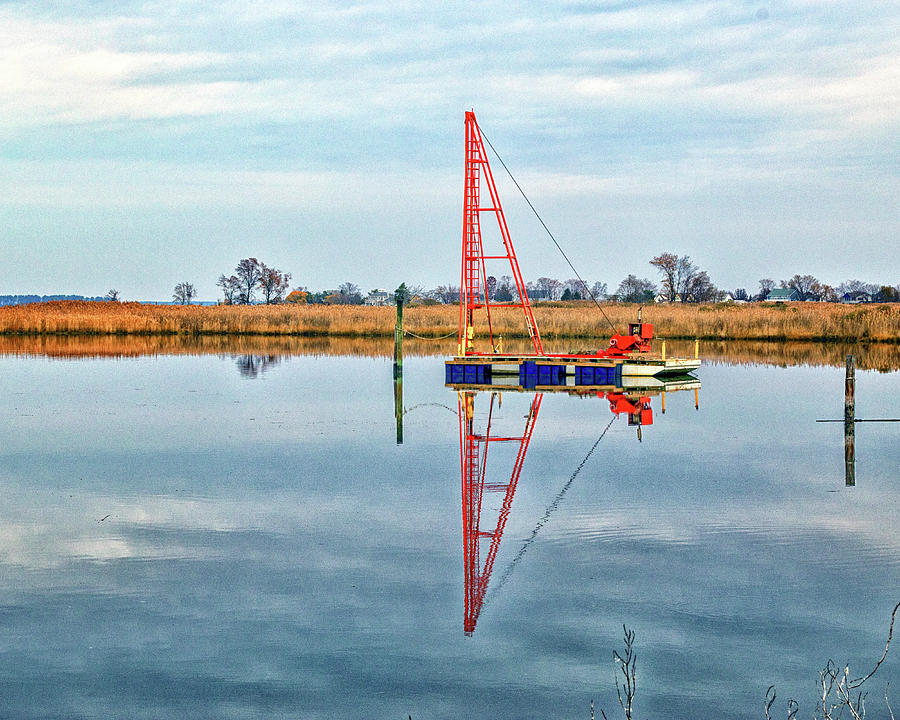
left=454, top=375, right=701, bottom=634
left=234, top=354, right=281, bottom=378
left=2, top=334, right=898, bottom=371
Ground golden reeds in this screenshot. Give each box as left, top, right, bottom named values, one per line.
left=1, top=300, right=899, bottom=344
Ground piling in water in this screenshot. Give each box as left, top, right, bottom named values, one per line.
left=845, top=355, right=855, bottom=486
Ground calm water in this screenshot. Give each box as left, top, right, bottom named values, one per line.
left=1, top=346, right=898, bottom=719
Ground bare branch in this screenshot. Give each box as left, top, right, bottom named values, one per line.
left=851, top=599, right=900, bottom=687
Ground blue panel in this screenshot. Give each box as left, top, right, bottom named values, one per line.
left=464, top=365, right=477, bottom=383
left=522, top=360, right=537, bottom=389
left=451, top=365, right=464, bottom=383
left=445, top=364, right=452, bottom=383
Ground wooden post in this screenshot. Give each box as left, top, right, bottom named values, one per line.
left=845, top=354, right=855, bottom=486
left=393, top=293, right=404, bottom=379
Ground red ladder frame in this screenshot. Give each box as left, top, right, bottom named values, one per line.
left=459, top=111, right=543, bottom=356
left=459, top=391, right=543, bottom=634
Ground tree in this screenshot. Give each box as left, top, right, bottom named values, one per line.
left=758, top=278, right=775, bottom=301
left=615, top=275, right=657, bottom=303
left=494, top=276, right=515, bottom=302
left=258, top=265, right=291, bottom=304
left=235, top=258, right=264, bottom=304
left=172, top=282, right=196, bottom=305
left=876, top=285, right=899, bottom=302
left=650, top=252, right=679, bottom=302
left=106, top=289, right=120, bottom=302
left=684, top=271, right=718, bottom=302
left=431, top=285, right=460, bottom=304
left=781, top=274, right=821, bottom=301
left=820, top=284, right=840, bottom=303
left=285, top=289, right=308, bottom=304
left=217, top=274, right=241, bottom=304
left=732, top=288, right=749, bottom=301
left=485, top=276, right=497, bottom=300
left=590, top=281, right=608, bottom=301
left=332, top=282, right=363, bottom=305
left=650, top=253, right=697, bottom=302
left=535, top=277, right=563, bottom=300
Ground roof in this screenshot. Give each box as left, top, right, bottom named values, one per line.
left=767, top=288, right=799, bottom=300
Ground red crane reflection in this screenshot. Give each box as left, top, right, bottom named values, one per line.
left=459, top=391, right=542, bottom=635
left=455, top=381, right=699, bottom=634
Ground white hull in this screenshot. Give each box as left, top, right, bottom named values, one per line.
left=621, top=357, right=701, bottom=376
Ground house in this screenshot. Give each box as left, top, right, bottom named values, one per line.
left=364, top=290, right=392, bottom=306
left=765, top=288, right=801, bottom=302
left=841, top=291, right=871, bottom=304
left=724, top=293, right=749, bottom=304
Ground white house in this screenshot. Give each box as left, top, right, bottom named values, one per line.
left=364, top=290, right=392, bottom=306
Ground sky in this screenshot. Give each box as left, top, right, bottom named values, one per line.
left=1, top=1, right=897, bottom=300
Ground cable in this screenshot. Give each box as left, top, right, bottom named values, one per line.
left=480, top=127, right=618, bottom=335
left=403, top=329, right=457, bottom=340
left=485, top=414, right=617, bottom=604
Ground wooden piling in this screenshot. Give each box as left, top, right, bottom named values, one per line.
left=393, top=292, right=404, bottom=379
left=845, top=354, right=855, bottom=486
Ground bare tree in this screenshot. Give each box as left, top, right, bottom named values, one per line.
left=615, top=275, right=656, bottom=303
left=650, top=252, right=679, bottom=302
left=258, top=265, right=291, bottom=304
left=235, top=258, right=264, bottom=304
left=650, top=253, right=698, bottom=302
left=336, top=282, right=363, bottom=304
left=684, top=271, right=718, bottom=302
left=217, top=274, right=241, bottom=304
left=758, top=278, right=775, bottom=300
left=591, top=281, right=608, bottom=301
left=485, top=276, right=497, bottom=300
left=536, top=277, right=563, bottom=300
left=106, top=289, right=120, bottom=302
left=782, top=274, right=822, bottom=301
left=431, top=285, right=460, bottom=304
left=172, top=281, right=196, bottom=305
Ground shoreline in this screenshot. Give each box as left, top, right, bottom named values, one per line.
left=0, top=299, right=898, bottom=344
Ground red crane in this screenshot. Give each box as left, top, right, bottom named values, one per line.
left=457, top=111, right=656, bottom=361
left=459, top=390, right=542, bottom=634
left=459, top=111, right=543, bottom=357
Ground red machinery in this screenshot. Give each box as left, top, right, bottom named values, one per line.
left=602, top=392, right=653, bottom=427
left=457, top=111, right=653, bottom=360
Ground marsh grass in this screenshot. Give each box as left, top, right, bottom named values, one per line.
left=1, top=300, right=898, bottom=344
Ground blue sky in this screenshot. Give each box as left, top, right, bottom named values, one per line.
left=1, top=1, right=897, bottom=299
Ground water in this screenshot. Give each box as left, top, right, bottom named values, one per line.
left=1, top=344, right=898, bottom=719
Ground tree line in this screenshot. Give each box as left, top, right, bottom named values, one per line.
left=159, top=254, right=899, bottom=306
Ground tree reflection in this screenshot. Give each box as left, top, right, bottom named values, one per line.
left=234, top=354, right=281, bottom=378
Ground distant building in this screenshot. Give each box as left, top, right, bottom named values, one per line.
left=765, top=288, right=801, bottom=302
left=841, top=291, right=871, bottom=304
left=364, top=290, right=392, bottom=306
